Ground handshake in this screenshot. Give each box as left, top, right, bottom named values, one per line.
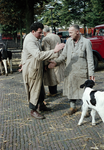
left=47, top=42, right=64, bottom=69
left=48, top=60, right=57, bottom=69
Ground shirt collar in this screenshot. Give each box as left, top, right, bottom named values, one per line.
left=30, top=32, right=39, bottom=41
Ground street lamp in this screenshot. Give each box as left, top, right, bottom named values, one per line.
left=49, top=6, right=54, bottom=33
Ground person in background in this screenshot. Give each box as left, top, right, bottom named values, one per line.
left=57, top=32, right=63, bottom=43
left=21, top=22, right=65, bottom=119
left=48, top=24, right=95, bottom=116
left=41, top=25, right=65, bottom=97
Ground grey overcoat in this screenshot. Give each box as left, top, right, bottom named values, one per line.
left=21, top=32, right=58, bottom=106
left=55, top=35, right=94, bottom=99
left=41, top=32, right=65, bottom=86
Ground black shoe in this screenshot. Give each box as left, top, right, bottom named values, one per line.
left=46, top=92, right=57, bottom=97
left=41, top=106, right=51, bottom=111
left=38, top=104, right=51, bottom=111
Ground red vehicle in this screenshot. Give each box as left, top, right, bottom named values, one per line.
left=2, top=34, right=13, bottom=40
left=88, top=24, right=104, bottom=70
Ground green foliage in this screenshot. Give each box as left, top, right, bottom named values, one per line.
left=61, top=0, right=92, bottom=27
left=38, top=1, right=63, bottom=31
left=38, top=0, right=94, bottom=31
left=38, top=0, right=104, bottom=32
left=0, top=0, right=26, bottom=34
left=0, top=0, right=50, bottom=35
left=86, top=0, right=104, bottom=26
left=0, top=0, right=104, bottom=36
left=61, top=0, right=104, bottom=28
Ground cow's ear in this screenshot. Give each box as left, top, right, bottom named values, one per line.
left=80, top=83, right=85, bottom=88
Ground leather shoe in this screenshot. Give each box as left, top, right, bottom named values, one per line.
left=67, top=108, right=77, bottom=115
left=31, top=110, right=45, bottom=119
left=63, top=108, right=78, bottom=116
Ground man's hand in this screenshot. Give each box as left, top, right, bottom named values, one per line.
left=54, top=43, right=65, bottom=53
left=18, top=64, right=23, bottom=72
left=90, top=76, right=95, bottom=81
left=48, top=60, right=57, bottom=69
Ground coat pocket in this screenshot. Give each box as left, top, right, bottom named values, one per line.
left=28, top=68, right=38, bottom=80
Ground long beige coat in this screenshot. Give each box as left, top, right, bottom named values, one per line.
left=21, top=32, right=58, bottom=106
left=41, top=32, right=65, bottom=86
left=55, top=35, right=94, bottom=99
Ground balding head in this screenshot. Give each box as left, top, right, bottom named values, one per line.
left=70, top=24, right=80, bottom=31
left=69, top=24, right=80, bottom=42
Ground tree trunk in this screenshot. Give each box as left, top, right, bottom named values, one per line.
left=53, top=26, right=56, bottom=34
left=25, top=0, right=34, bottom=34
left=13, top=32, right=17, bottom=44
left=19, top=17, right=23, bottom=49
left=84, top=24, right=86, bottom=37
left=83, top=0, right=86, bottom=37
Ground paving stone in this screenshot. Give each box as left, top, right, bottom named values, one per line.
left=0, top=52, right=104, bottom=150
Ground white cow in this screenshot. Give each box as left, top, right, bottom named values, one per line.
left=78, top=80, right=104, bottom=126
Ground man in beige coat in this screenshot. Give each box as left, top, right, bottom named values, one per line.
left=21, top=22, right=65, bottom=119
left=48, top=24, right=95, bottom=115
left=41, top=26, right=65, bottom=96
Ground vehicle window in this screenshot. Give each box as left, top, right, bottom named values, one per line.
left=94, top=29, right=99, bottom=36
left=98, top=28, right=104, bottom=36
left=62, top=32, right=69, bottom=37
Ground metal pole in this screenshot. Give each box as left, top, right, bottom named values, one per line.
left=49, top=6, right=54, bottom=33
left=51, top=9, right=53, bottom=33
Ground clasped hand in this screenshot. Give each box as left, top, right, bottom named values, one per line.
left=48, top=60, right=56, bottom=69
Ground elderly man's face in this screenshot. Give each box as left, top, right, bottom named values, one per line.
left=43, top=31, right=47, bottom=37
left=32, top=28, right=43, bottom=39
left=69, top=27, right=79, bottom=41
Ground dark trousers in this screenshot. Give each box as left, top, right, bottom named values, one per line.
left=48, top=85, right=57, bottom=94
left=29, top=83, right=45, bottom=110
left=69, top=99, right=77, bottom=103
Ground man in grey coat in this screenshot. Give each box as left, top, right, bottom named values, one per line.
left=21, top=22, right=65, bottom=119
left=48, top=24, right=95, bottom=115
left=41, top=26, right=65, bottom=96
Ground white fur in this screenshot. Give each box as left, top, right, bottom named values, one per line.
left=0, top=58, right=12, bottom=76
left=78, top=87, right=104, bottom=126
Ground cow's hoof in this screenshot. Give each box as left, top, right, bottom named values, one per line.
left=78, top=123, right=81, bottom=126
left=5, top=73, right=8, bottom=76
left=92, top=123, right=96, bottom=126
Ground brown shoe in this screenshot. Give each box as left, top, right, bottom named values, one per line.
left=68, top=108, right=78, bottom=115
left=31, top=110, right=45, bottom=119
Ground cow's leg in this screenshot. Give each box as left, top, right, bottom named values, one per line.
left=0, top=61, right=3, bottom=75
left=7, top=58, right=13, bottom=73
left=2, top=59, right=8, bottom=76
left=91, top=109, right=96, bottom=125
left=78, top=102, right=88, bottom=125
left=9, top=59, right=13, bottom=73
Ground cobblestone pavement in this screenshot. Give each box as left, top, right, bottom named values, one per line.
left=0, top=53, right=104, bottom=150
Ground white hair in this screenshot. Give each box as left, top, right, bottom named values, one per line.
left=43, top=25, right=50, bottom=32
